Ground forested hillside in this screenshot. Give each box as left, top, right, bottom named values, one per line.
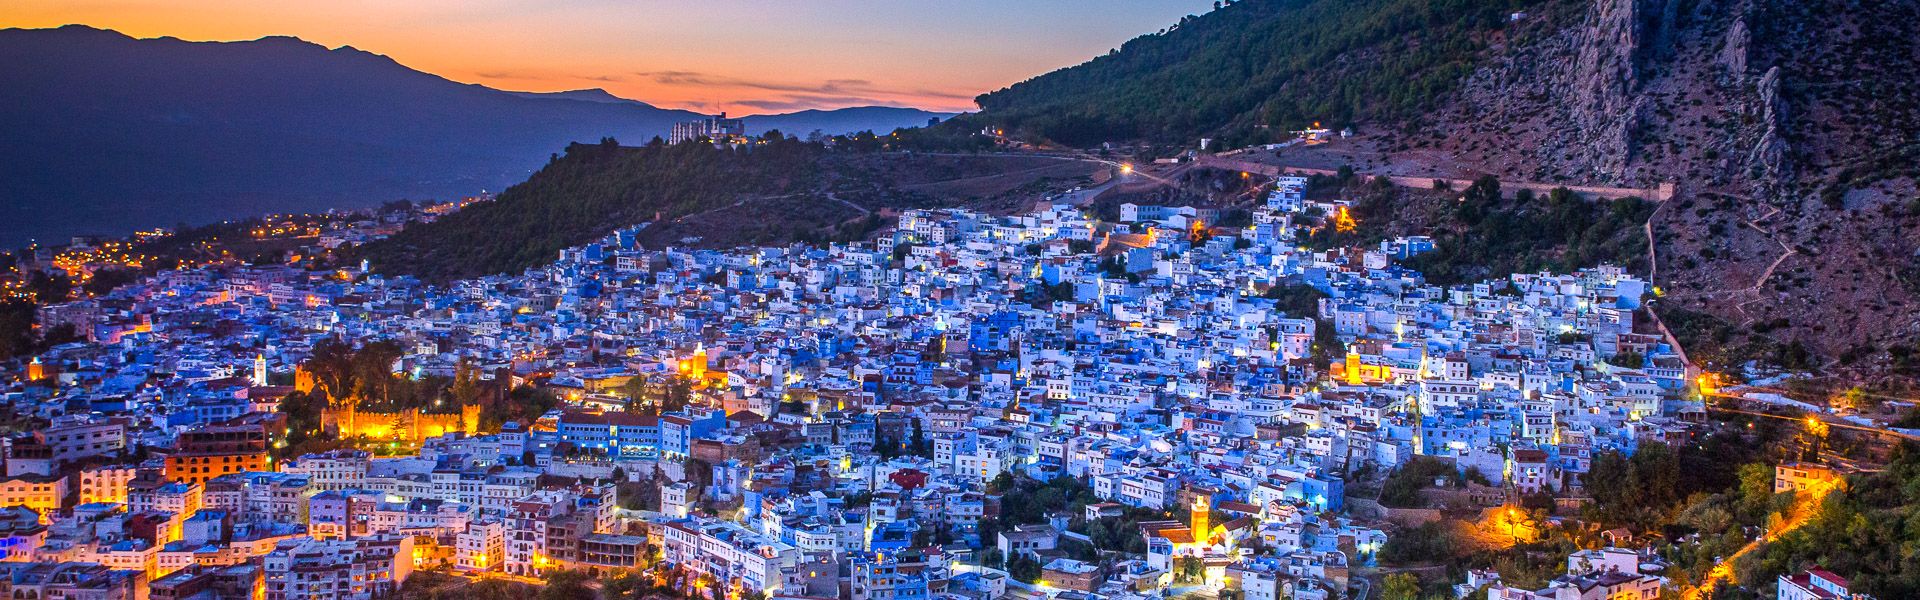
left=971, top=0, right=1556, bottom=146
left=1302, top=175, right=1654, bottom=286
left=1744, top=444, right=1920, bottom=597
left=352, top=138, right=1110, bottom=281
left=351, top=139, right=825, bottom=281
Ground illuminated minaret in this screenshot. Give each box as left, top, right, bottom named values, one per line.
left=689, top=343, right=708, bottom=381
left=1191, top=496, right=1211, bottom=544
left=1411, top=385, right=1426, bottom=456
left=26, top=357, right=46, bottom=382
left=252, top=353, right=268, bottom=387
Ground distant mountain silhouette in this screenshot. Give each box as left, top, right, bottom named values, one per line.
left=505, top=90, right=955, bottom=136
left=0, top=26, right=946, bottom=247
left=504, top=88, right=658, bottom=105
left=739, top=107, right=954, bottom=138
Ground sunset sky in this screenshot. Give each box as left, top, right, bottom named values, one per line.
left=3, top=1, right=1215, bottom=114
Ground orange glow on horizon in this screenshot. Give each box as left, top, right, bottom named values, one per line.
left=2, top=1, right=1223, bottom=115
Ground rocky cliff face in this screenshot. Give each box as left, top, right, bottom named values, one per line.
left=1565, top=0, right=1650, bottom=181
left=1746, top=65, right=1789, bottom=194
left=1381, top=0, right=1920, bottom=376
left=1409, top=0, right=1761, bottom=189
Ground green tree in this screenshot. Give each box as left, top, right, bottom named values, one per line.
left=1262, top=283, right=1325, bottom=317
left=482, top=385, right=559, bottom=432
left=618, top=376, right=649, bottom=402
left=1176, top=556, right=1205, bottom=583
left=1836, top=387, right=1878, bottom=412
left=873, top=434, right=900, bottom=460
left=660, top=378, right=694, bottom=414
left=1583, top=443, right=1683, bottom=528
left=988, top=472, right=1016, bottom=494
left=1607, top=351, right=1645, bottom=369
left=536, top=570, right=596, bottom=600
left=1009, top=553, right=1044, bottom=583
left=275, top=390, right=332, bottom=459
left=1379, top=456, right=1457, bottom=508
left=26, top=272, right=71, bottom=303
left=0, top=300, right=40, bottom=361
left=908, top=420, right=931, bottom=457
left=449, top=359, right=483, bottom=405
left=1381, top=573, right=1423, bottom=600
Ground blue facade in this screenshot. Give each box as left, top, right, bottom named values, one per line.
left=660, top=409, right=726, bottom=457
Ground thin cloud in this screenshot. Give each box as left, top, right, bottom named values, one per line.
left=638, top=70, right=971, bottom=101
left=476, top=69, right=973, bottom=111
left=473, top=70, right=555, bottom=81
left=733, top=100, right=812, bottom=111
left=734, top=95, right=895, bottom=111
left=473, top=70, right=627, bottom=84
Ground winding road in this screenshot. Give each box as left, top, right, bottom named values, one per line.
left=1681, top=478, right=1836, bottom=599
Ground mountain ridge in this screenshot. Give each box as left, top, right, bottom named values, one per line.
left=0, top=25, right=951, bottom=247
left=504, top=89, right=955, bottom=136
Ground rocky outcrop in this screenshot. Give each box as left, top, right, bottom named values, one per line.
left=1746, top=65, right=1790, bottom=194
left=1718, top=17, right=1750, bottom=79
left=1367, top=0, right=1920, bottom=375
left=1563, top=0, right=1656, bottom=179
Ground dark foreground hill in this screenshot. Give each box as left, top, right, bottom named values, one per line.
left=0, top=26, right=947, bottom=248
left=351, top=139, right=1109, bottom=282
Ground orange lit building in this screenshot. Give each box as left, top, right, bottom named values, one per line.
left=165, top=419, right=274, bottom=486
left=1774, top=462, right=1839, bottom=494
left=322, top=403, right=480, bottom=443
left=1139, top=495, right=1222, bottom=557
left=79, top=465, right=140, bottom=505
left=1338, top=351, right=1395, bottom=385
left=0, top=475, right=67, bottom=518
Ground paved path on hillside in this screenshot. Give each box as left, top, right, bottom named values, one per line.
left=1660, top=193, right=1798, bottom=324
left=1195, top=155, right=1675, bottom=201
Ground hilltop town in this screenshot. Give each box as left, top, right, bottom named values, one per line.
left=6, top=0, right=1920, bottom=597
left=5, top=157, right=1887, bottom=600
